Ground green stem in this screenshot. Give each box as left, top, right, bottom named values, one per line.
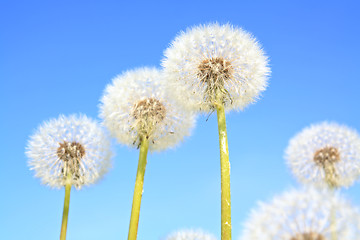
left=60, top=174, right=72, bottom=240
left=330, top=206, right=337, bottom=240
left=323, top=163, right=338, bottom=240
left=216, top=103, right=232, bottom=240
left=328, top=186, right=337, bottom=240
left=128, top=137, right=149, bottom=240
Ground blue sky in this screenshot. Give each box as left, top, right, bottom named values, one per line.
left=1, top=0, right=360, bottom=239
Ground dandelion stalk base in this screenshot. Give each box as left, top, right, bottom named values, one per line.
left=60, top=174, right=72, bottom=240
left=128, top=137, right=149, bottom=240
left=216, top=103, right=232, bottom=240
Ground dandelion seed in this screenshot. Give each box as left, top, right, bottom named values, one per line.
left=285, top=122, right=360, bottom=188
left=240, top=188, right=360, bottom=240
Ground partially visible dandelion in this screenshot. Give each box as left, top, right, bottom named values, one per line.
left=100, top=67, right=195, bottom=240
left=285, top=122, right=360, bottom=188
left=240, top=188, right=360, bottom=240
left=166, top=229, right=217, bottom=240
left=26, top=114, right=112, bottom=240
left=162, top=23, right=270, bottom=240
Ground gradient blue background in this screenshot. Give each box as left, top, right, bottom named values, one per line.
left=1, top=1, right=360, bottom=239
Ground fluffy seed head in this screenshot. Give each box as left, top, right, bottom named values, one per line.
left=285, top=122, right=360, bottom=188
left=100, top=67, right=195, bottom=151
left=166, top=229, right=217, bottom=240
left=240, top=188, right=360, bottom=240
left=26, top=114, right=112, bottom=189
left=162, top=23, right=270, bottom=112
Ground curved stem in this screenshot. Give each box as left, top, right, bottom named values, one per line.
left=216, top=103, right=232, bottom=240
left=60, top=174, right=72, bottom=240
left=128, top=137, right=149, bottom=240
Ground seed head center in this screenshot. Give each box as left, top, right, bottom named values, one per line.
left=197, top=57, right=234, bottom=106
left=314, top=146, right=340, bottom=166
left=133, top=98, right=166, bottom=122
left=290, top=232, right=326, bottom=240
left=198, top=57, right=233, bottom=85
left=57, top=141, right=85, bottom=162
left=57, top=141, right=85, bottom=179
left=132, top=98, right=166, bottom=137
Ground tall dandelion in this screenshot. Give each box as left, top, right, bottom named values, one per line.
left=285, top=122, right=360, bottom=189
left=26, top=114, right=112, bottom=240
left=162, top=23, right=270, bottom=240
left=166, top=229, right=217, bottom=240
left=100, top=67, right=195, bottom=240
left=240, top=188, right=360, bottom=240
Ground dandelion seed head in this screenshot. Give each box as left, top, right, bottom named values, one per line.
left=100, top=67, right=195, bottom=151
left=285, top=122, right=360, bottom=188
left=240, top=188, right=360, bottom=240
left=26, top=114, right=112, bottom=189
left=162, top=23, right=270, bottom=112
left=166, top=229, right=217, bottom=240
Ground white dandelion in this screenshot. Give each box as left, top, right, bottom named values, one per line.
left=26, top=114, right=112, bottom=240
left=240, top=188, right=360, bottom=240
left=100, top=67, right=195, bottom=152
left=26, top=114, right=112, bottom=189
left=162, top=23, right=270, bottom=112
left=285, top=122, right=360, bottom=188
left=166, top=229, right=217, bottom=240
left=100, top=67, right=195, bottom=240
left=162, top=23, right=270, bottom=239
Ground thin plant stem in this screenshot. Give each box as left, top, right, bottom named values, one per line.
left=128, top=137, right=149, bottom=240
left=324, top=164, right=338, bottom=240
left=330, top=206, right=337, bottom=240
left=215, top=102, right=232, bottom=240
left=60, top=173, right=72, bottom=240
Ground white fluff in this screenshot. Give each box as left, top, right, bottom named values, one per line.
left=99, top=67, right=195, bottom=151
left=162, top=23, right=270, bottom=113
left=26, top=114, right=112, bottom=189
left=240, top=188, right=360, bottom=240
left=285, top=122, right=360, bottom=188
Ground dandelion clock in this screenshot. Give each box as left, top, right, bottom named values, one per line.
left=100, top=67, right=195, bottom=240
left=286, top=122, right=360, bottom=188
left=162, top=23, right=270, bottom=240
left=26, top=114, right=112, bottom=240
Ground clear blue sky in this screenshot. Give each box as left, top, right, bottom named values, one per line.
left=1, top=1, right=360, bottom=239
